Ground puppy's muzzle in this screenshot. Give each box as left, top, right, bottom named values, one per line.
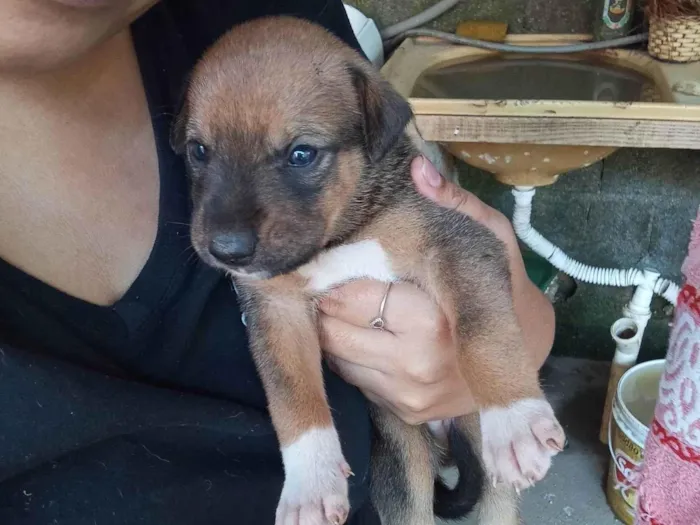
left=208, top=230, right=258, bottom=266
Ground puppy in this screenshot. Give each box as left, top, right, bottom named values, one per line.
left=172, top=16, right=566, bottom=525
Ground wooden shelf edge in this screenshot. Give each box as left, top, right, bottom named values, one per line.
left=414, top=114, right=700, bottom=149
left=409, top=99, right=700, bottom=121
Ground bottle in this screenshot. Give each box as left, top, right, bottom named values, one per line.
left=593, top=0, right=635, bottom=40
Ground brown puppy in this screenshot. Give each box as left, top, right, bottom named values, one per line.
left=172, top=16, right=566, bottom=525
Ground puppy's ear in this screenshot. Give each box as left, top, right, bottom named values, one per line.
left=350, top=63, right=413, bottom=163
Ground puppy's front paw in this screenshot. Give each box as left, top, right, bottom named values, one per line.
left=276, top=428, right=351, bottom=525
left=480, top=398, right=565, bottom=491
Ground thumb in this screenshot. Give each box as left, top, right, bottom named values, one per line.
left=411, top=156, right=486, bottom=219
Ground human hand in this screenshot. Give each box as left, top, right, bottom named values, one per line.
left=319, top=156, right=555, bottom=425
left=320, top=278, right=474, bottom=425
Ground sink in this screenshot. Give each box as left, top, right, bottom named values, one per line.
left=382, top=34, right=700, bottom=186
left=413, top=53, right=653, bottom=186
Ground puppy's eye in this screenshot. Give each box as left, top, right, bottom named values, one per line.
left=188, top=141, right=209, bottom=164
left=288, top=145, right=318, bottom=167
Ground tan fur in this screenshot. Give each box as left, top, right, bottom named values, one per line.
left=363, top=208, right=543, bottom=405
left=370, top=407, right=439, bottom=525
left=174, top=15, right=564, bottom=525
left=458, top=411, right=520, bottom=525
left=245, top=273, right=333, bottom=445
left=320, top=150, right=366, bottom=245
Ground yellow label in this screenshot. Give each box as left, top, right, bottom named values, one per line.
left=606, top=421, right=645, bottom=524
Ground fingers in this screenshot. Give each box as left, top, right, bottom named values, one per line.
left=411, top=155, right=484, bottom=221
left=318, top=280, right=440, bottom=333
left=326, top=353, right=425, bottom=425
left=325, top=353, right=388, bottom=397
left=410, top=156, right=514, bottom=245
left=320, top=314, right=395, bottom=371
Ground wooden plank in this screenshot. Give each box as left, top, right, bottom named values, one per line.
left=414, top=114, right=700, bottom=149
left=413, top=33, right=595, bottom=46
left=410, top=99, right=700, bottom=121
left=383, top=38, right=700, bottom=150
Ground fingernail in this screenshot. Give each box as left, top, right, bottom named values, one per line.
left=420, top=155, right=443, bottom=188
left=547, top=439, right=564, bottom=452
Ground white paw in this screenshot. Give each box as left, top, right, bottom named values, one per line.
left=480, top=398, right=566, bottom=491
left=276, top=427, right=352, bottom=525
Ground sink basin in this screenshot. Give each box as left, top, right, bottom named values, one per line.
left=381, top=34, right=700, bottom=186
left=450, top=143, right=616, bottom=186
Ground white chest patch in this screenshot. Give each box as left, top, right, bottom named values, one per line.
left=298, top=239, right=397, bottom=293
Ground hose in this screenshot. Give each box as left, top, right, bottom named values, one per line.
left=511, top=187, right=679, bottom=306
left=385, top=28, right=649, bottom=53
left=654, top=279, right=681, bottom=306
left=380, top=0, right=463, bottom=40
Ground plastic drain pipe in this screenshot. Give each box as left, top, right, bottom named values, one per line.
left=511, top=185, right=679, bottom=361
left=512, top=186, right=680, bottom=448
left=511, top=186, right=680, bottom=306
left=599, top=317, right=642, bottom=444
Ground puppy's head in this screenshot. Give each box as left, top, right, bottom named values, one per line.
left=172, top=16, right=412, bottom=279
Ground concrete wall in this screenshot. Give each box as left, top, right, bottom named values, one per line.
left=347, top=0, right=698, bottom=361
left=459, top=151, right=697, bottom=361
left=348, top=0, right=596, bottom=34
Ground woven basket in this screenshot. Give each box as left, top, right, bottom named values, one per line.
left=648, top=15, right=700, bottom=62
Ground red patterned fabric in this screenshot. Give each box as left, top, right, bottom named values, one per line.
left=635, top=208, right=700, bottom=525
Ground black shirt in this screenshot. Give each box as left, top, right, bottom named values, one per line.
left=0, top=1, right=378, bottom=523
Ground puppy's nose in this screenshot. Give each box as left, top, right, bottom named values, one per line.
left=208, top=231, right=257, bottom=265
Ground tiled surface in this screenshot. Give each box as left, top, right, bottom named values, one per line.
left=455, top=150, right=694, bottom=361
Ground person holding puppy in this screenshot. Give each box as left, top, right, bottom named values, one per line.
left=0, top=1, right=555, bottom=524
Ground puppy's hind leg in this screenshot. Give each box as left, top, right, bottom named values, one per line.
left=369, top=407, right=438, bottom=525
left=454, top=304, right=565, bottom=493
left=424, top=206, right=565, bottom=503
left=475, top=483, right=520, bottom=525
left=456, top=415, right=520, bottom=525
left=433, top=415, right=484, bottom=522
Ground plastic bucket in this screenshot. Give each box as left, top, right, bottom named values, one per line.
left=606, top=359, right=665, bottom=524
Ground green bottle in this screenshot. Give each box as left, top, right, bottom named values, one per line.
left=593, top=0, right=635, bottom=40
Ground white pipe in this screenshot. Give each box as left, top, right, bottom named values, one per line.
left=600, top=317, right=643, bottom=444
left=654, top=278, right=681, bottom=306
left=619, top=268, right=657, bottom=353
left=511, top=186, right=680, bottom=306
left=623, top=268, right=657, bottom=330
left=611, top=317, right=643, bottom=364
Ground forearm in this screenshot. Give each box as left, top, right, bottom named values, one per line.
left=513, top=276, right=555, bottom=370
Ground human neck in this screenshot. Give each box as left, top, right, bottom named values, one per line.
left=0, top=27, right=159, bottom=306
left=0, top=29, right=135, bottom=122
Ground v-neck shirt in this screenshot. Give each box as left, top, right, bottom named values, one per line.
left=0, top=1, right=378, bottom=523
